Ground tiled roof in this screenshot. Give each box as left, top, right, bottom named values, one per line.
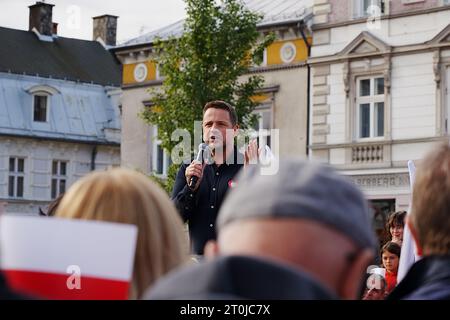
left=0, top=27, right=121, bottom=87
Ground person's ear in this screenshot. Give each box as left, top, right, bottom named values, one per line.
left=338, top=249, right=374, bottom=300
left=406, top=216, right=423, bottom=256
left=233, top=124, right=239, bottom=136
left=204, top=240, right=219, bottom=260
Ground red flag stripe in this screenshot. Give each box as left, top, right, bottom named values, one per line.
left=3, top=269, right=130, bottom=300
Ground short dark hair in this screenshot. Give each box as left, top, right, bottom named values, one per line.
left=203, top=100, right=238, bottom=126
left=381, top=241, right=401, bottom=258
left=387, top=211, right=406, bottom=229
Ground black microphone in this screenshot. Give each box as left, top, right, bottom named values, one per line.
left=189, top=143, right=208, bottom=189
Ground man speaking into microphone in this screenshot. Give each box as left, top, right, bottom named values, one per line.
left=172, top=100, right=258, bottom=255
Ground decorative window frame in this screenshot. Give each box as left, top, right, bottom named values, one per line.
left=426, top=24, right=450, bottom=136
left=339, top=32, right=392, bottom=143
left=336, top=31, right=393, bottom=168
left=25, top=84, right=59, bottom=124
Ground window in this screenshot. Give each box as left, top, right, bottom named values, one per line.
left=354, top=0, right=384, bottom=18
left=8, top=157, right=25, bottom=198
left=33, top=94, right=48, bottom=122
left=51, top=160, right=67, bottom=199
left=152, top=126, right=171, bottom=176
left=356, top=76, right=385, bottom=139
left=156, top=63, right=166, bottom=79
left=251, top=106, right=272, bottom=148
left=252, top=48, right=267, bottom=67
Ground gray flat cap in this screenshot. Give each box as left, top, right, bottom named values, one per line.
left=217, top=158, right=376, bottom=249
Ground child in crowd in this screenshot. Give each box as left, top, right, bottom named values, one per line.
left=381, top=241, right=401, bottom=294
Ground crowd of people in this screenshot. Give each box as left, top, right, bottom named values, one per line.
left=1, top=100, right=449, bottom=300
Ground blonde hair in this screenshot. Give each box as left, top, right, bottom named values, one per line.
left=56, top=168, right=188, bottom=299
left=411, top=142, right=450, bottom=255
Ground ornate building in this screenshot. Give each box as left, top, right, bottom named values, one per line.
left=310, top=0, right=450, bottom=221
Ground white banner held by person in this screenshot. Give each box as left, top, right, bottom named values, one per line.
left=397, top=160, right=419, bottom=282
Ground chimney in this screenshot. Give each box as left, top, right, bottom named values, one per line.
left=52, top=22, right=58, bottom=35
left=93, top=15, right=118, bottom=46
left=29, top=1, right=54, bottom=36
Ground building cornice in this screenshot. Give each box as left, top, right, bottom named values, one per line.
left=309, top=40, right=450, bottom=65
left=313, top=5, right=450, bottom=31
left=0, top=132, right=120, bottom=147
left=309, top=136, right=446, bottom=150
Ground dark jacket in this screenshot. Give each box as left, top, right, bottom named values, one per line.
left=172, top=153, right=243, bottom=255
left=0, top=271, right=26, bottom=300
left=144, top=255, right=337, bottom=300
left=387, top=255, right=450, bottom=300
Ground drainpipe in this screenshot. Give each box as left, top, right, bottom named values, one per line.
left=91, top=146, right=97, bottom=171
left=298, top=20, right=311, bottom=156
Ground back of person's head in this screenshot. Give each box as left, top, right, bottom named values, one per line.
left=206, top=159, right=376, bottom=299
left=55, top=168, right=188, bottom=299
left=411, top=143, right=450, bottom=256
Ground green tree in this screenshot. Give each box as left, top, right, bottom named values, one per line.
left=141, top=0, right=274, bottom=193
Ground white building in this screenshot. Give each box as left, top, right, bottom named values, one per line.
left=310, top=0, right=450, bottom=229
left=0, top=2, right=122, bottom=215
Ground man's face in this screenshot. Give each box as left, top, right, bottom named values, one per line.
left=202, top=108, right=237, bottom=151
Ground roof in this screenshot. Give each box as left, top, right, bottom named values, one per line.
left=0, top=27, right=121, bottom=87
left=0, top=73, right=121, bottom=145
left=118, top=0, right=313, bottom=48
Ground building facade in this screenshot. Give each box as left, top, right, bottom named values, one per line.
left=113, top=0, right=313, bottom=177
left=310, top=0, right=450, bottom=226
left=0, top=2, right=122, bottom=215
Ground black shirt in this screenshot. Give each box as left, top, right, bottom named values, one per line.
left=172, top=151, right=243, bottom=254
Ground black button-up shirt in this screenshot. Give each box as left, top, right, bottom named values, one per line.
left=172, top=152, right=243, bottom=255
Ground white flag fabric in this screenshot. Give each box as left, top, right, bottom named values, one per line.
left=397, top=160, right=419, bottom=282
left=0, top=215, right=137, bottom=299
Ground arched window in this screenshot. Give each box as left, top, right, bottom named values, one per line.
left=25, top=84, right=60, bottom=123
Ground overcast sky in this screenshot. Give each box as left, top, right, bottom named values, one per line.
left=0, top=0, right=187, bottom=44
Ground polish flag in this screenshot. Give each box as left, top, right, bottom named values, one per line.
left=0, top=215, right=137, bottom=300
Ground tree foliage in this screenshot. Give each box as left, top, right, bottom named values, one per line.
left=141, top=0, right=274, bottom=153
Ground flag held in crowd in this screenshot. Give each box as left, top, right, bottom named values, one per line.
left=0, top=215, right=137, bottom=299
left=397, top=160, right=418, bottom=282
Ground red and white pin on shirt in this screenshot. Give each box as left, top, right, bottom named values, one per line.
left=228, top=180, right=237, bottom=188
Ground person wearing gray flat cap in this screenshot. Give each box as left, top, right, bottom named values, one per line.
left=144, top=159, right=377, bottom=300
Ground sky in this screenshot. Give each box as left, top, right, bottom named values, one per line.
left=0, top=0, right=187, bottom=44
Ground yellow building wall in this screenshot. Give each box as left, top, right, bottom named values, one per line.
left=267, top=38, right=312, bottom=66
left=122, top=61, right=157, bottom=84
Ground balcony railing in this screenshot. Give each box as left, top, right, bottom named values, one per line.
left=352, top=144, right=383, bottom=163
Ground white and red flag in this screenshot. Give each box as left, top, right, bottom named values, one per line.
left=397, top=160, right=419, bottom=282
left=0, top=215, right=137, bottom=300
